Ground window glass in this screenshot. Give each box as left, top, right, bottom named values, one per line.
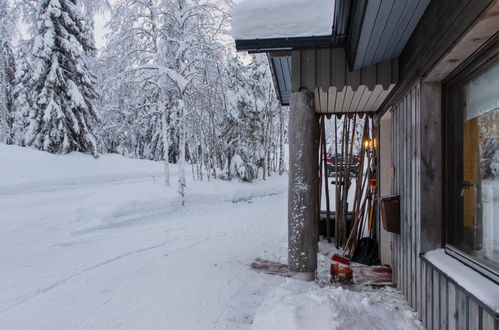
left=455, top=61, right=499, bottom=271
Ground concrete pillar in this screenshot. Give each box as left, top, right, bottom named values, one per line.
left=288, top=90, right=320, bottom=280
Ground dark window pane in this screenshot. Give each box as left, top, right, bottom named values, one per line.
left=451, top=61, right=499, bottom=271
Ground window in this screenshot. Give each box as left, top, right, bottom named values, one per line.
left=444, top=42, right=499, bottom=282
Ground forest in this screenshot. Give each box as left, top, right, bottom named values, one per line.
left=0, top=0, right=288, bottom=194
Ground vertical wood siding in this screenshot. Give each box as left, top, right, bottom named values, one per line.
left=391, top=83, right=421, bottom=314
left=390, top=83, right=498, bottom=329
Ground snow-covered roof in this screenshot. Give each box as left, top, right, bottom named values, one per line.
left=231, top=0, right=335, bottom=40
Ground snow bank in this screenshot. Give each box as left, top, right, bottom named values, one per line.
left=252, top=280, right=424, bottom=330
left=231, top=0, right=335, bottom=40
left=0, top=144, right=164, bottom=194
left=0, top=144, right=288, bottom=233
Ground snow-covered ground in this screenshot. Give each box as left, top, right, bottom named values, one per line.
left=0, top=145, right=423, bottom=329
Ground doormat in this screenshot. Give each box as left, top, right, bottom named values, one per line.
left=351, top=264, right=394, bottom=286
left=250, top=258, right=292, bottom=277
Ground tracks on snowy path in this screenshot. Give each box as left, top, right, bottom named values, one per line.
left=0, top=172, right=165, bottom=196
left=0, top=175, right=289, bottom=329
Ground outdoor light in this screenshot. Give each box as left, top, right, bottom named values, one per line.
left=363, top=138, right=377, bottom=151
left=364, top=138, right=371, bottom=150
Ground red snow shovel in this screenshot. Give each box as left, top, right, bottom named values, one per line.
left=330, top=254, right=352, bottom=283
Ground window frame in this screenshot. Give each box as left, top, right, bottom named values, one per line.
left=442, top=37, right=499, bottom=284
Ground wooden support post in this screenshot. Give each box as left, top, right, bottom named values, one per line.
left=288, top=90, right=320, bottom=280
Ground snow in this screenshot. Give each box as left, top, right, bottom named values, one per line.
left=231, top=0, right=335, bottom=40
left=251, top=280, right=423, bottom=330
left=0, top=144, right=163, bottom=194
left=0, top=144, right=422, bottom=329
left=424, top=249, right=499, bottom=314
left=0, top=145, right=288, bottom=329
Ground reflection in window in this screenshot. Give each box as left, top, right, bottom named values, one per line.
left=458, top=61, right=499, bottom=270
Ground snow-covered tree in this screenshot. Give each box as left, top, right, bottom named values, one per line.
left=20, top=0, right=100, bottom=156
left=96, top=0, right=286, bottom=198
left=102, top=0, right=229, bottom=196
left=0, top=0, right=16, bottom=144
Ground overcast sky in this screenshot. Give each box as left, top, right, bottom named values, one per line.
left=17, top=2, right=242, bottom=56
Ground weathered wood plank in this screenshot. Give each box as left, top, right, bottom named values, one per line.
left=328, top=87, right=338, bottom=114
left=392, top=107, right=400, bottom=289
left=392, top=0, right=431, bottom=57
left=363, top=0, right=396, bottom=66
left=433, top=269, right=440, bottom=330
left=349, top=85, right=365, bottom=113
left=405, top=93, right=411, bottom=303
left=302, top=49, right=316, bottom=91
left=291, top=50, right=301, bottom=92
left=469, top=300, right=479, bottom=330
left=354, top=0, right=382, bottom=68
left=373, top=0, right=408, bottom=63
left=410, top=88, right=416, bottom=308
left=449, top=282, right=458, bottom=330
left=404, top=94, right=410, bottom=300
left=420, top=83, right=443, bottom=253
left=426, top=263, right=433, bottom=328
left=481, top=309, right=495, bottom=330
left=342, top=87, right=355, bottom=113
left=361, top=85, right=383, bottom=112
left=334, top=86, right=347, bottom=114
left=317, top=48, right=331, bottom=91
left=440, top=274, right=448, bottom=330
left=415, top=84, right=422, bottom=317
left=457, top=290, right=468, bottom=330
left=400, top=98, right=406, bottom=296
left=421, top=261, right=427, bottom=327
left=414, top=85, right=420, bottom=315
left=354, top=85, right=373, bottom=113
left=314, top=88, right=321, bottom=113
left=382, top=0, right=423, bottom=60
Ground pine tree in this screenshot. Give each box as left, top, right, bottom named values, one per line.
left=12, top=43, right=33, bottom=146
left=23, top=0, right=99, bottom=156
left=0, top=0, right=16, bottom=144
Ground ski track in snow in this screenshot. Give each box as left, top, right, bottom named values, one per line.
left=0, top=240, right=172, bottom=314
left=0, top=146, right=423, bottom=330
left=0, top=171, right=288, bottom=330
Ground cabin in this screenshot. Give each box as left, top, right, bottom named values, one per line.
left=232, top=0, right=499, bottom=329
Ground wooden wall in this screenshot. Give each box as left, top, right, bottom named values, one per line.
left=419, top=258, right=498, bottom=330
left=377, top=0, right=495, bottom=119
left=390, top=83, right=498, bottom=330
left=391, top=83, right=422, bottom=314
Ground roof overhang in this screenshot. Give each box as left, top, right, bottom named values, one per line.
left=292, top=48, right=398, bottom=113
left=233, top=0, right=349, bottom=54
left=232, top=0, right=431, bottom=112
left=268, top=54, right=292, bottom=106
left=235, top=35, right=346, bottom=54
left=347, top=0, right=431, bottom=70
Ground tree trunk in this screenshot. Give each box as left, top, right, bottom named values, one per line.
left=287, top=90, right=319, bottom=280
left=161, top=105, right=170, bottom=187
left=279, top=109, right=285, bottom=175
left=177, top=106, right=186, bottom=205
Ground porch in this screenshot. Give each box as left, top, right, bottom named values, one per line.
left=233, top=0, right=499, bottom=329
